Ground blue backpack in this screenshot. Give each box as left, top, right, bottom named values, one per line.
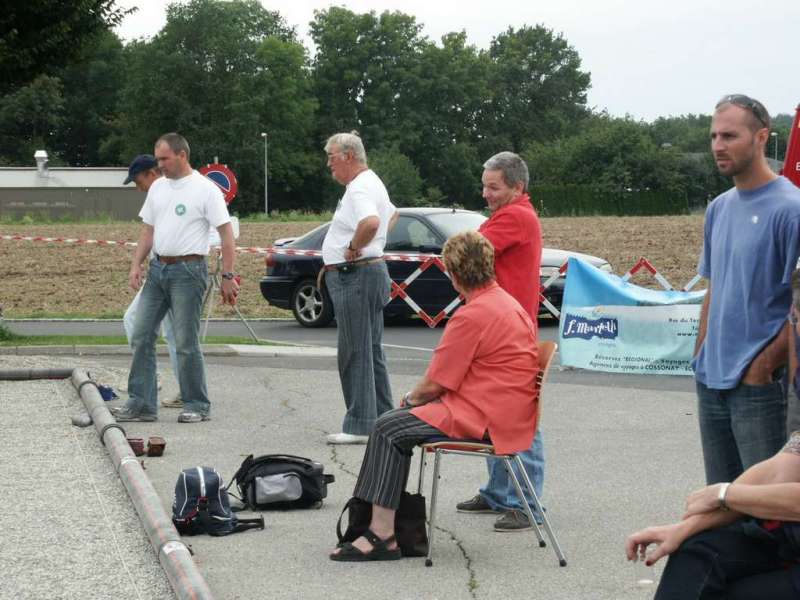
left=172, top=466, right=264, bottom=536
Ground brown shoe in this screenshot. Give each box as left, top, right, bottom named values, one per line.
left=161, top=394, right=183, bottom=408
left=494, top=509, right=537, bottom=532
left=456, top=494, right=498, bottom=514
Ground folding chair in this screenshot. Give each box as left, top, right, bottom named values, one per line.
left=416, top=340, right=567, bottom=567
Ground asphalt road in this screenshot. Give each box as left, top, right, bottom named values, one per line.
left=5, top=318, right=695, bottom=393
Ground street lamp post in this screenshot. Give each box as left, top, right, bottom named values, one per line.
left=261, top=132, right=268, bottom=214
left=771, top=131, right=778, bottom=162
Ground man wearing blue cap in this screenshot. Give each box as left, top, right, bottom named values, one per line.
left=121, top=155, right=183, bottom=409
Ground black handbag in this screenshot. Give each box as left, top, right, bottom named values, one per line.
left=228, top=454, right=335, bottom=510
left=336, top=492, right=429, bottom=557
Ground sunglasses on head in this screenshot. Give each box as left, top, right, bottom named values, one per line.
left=716, top=94, right=770, bottom=129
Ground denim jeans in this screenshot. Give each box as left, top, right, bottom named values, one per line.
left=654, top=524, right=798, bottom=600
left=126, top=258, right=209, bottom=417
left=123, top=288, right=179, bottom=378
left=696, top=379, right=787, bottom=484
left=480, top=429, right=544, bottom=515
left=325, top=261, right=393, bottom=435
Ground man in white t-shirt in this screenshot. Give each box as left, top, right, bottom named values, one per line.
left=321, top=132, right=398, bottom=444
left=112, top=132, right=238, bottom=424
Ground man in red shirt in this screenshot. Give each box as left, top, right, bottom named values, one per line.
left=456, top=151, right=545, bottom=532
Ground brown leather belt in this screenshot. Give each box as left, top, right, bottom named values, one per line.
left=317, top=257, right=385, bottom=289
left=156, top=254, right=205, bottom=265
left=322, top=257, right=384, bottom=273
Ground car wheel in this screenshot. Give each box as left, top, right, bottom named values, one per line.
left=291, top=279, right=334, bottom=328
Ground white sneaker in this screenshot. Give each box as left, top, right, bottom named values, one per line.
left=326, top=432, right=369, bottom=445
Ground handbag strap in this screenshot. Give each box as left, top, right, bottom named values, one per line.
left=225, top=454, right=255, bottom=491
left=335, top=497, right=359, bottom=542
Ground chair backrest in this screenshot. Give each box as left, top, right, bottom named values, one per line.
left=535, top=340, right=557, bottom=395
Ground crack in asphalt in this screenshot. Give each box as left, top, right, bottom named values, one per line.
left=271, top=376, right=477, bottom=599
left=327, top=441, right=478, bottom=599
left=324, top=437, right=360, bottom=480
left=432, top=524, right=479, bottom=599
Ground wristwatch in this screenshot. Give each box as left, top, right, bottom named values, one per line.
left=221, top=272, right=236, bottom=280
left=717, top=482, right=731, bottom=511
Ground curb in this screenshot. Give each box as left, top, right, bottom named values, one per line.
left=0, top=343, right=337, bottom=358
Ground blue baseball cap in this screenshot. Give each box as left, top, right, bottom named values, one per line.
left=124, top=154, right=158, bottom=185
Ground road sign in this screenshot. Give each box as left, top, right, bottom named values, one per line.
left=199, top=163, right=238, bottom=204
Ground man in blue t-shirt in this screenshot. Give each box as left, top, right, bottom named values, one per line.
left=692, top=94, right=800, bottom=485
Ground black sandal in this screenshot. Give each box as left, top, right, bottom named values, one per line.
left=330, top=529, right=402, bottom=562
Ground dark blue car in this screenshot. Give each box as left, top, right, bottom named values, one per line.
left=259, top=207, right=611, bottom=327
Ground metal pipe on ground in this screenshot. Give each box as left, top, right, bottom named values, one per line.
left=0, top=368, right=214, bottom=600
left=0, top=368, right=74, bottom=380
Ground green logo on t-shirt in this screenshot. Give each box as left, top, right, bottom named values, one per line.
left=175, top=204, right=186, bottom=216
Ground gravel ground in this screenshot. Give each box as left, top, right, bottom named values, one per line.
left=0, top=355, right=172, bottom=600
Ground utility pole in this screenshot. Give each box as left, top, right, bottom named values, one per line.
left=261, top=132, right=268, bottom=214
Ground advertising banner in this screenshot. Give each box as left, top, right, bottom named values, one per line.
left=559, top=258, right=706, bottom=376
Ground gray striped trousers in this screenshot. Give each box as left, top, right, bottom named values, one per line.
left=353, top=407, right=444, bottom=509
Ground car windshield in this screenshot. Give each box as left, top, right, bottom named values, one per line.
left=286, top=223, right=329, bottom=249
left=426, top=211, right=487, bottom=239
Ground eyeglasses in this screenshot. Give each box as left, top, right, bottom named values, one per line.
left=716, top=94, right=770, bottom=129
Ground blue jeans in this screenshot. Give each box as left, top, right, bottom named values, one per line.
left=480, top=429, right=544, bottom=515
left=325, top=261, right=393, bottom=435
left=696, top=379, right=787, bottom=484
left=123, top=288, right=179, bottom=378
left=126, top=258, right=209, bottom=417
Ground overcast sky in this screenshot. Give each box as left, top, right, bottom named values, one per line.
left=114, top=0, right=800, bottom=122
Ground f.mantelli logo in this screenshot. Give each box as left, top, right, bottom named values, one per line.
left=562, top=314, right=619, bottom=340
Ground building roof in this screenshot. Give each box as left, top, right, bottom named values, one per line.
left=0, top=167, right=131, bottom=188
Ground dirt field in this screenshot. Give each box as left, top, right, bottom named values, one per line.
left=0, top=216, right=705, bottom=319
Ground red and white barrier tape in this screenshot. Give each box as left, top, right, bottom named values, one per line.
left=0, top=234, right=138, bottom=248
left=2, top=234, right=705, bottom=323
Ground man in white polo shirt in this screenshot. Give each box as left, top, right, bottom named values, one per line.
left=322, top=132, right=398, bottom=444
left=113, top=132, right=238, bottom=424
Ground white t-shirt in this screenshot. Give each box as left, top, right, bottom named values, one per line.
left=321, top=169, right=396, bottom=265
left=140, top=170, right=230, bottom=256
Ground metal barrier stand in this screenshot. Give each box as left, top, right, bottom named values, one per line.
left=202, top=250, right=259, bottom=343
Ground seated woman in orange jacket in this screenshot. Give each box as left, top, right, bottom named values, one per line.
left=331, top=229, right=539, bottom=562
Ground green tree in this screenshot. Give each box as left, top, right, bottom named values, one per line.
left=310, top=8, right=427, bottom=152
left=409, top=33, right=489, bottom=206
left=368, top=147, right=423, bottom=206
left=523, top=115, right=684, bottom=196
left=0, top=0, right=131, bottom=93
left=51, top=29, right=125, bottom=166
left=482, top=25, right=591, bottom=152
left=0, top=75, right=65, bottom=164
left=113, top=0, right=315, bottom=213
left=649, top=114, right=712, bottom=154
